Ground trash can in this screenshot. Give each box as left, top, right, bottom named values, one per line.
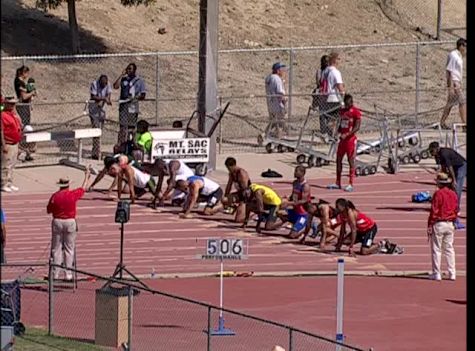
left=94, top=285, right=130, bottom=348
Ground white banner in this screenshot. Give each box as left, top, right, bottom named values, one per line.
left=151, top=137, right=210, bottom=163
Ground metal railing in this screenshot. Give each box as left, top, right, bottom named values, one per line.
left=1, top=262, right=368, bottom=351
left=1, top=40, right=465, bottom=159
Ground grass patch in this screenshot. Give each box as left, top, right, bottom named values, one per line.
left=15, top=327, right=105, bottom=351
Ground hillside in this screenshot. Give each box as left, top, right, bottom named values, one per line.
left=0, top=0, right=466, bottom=149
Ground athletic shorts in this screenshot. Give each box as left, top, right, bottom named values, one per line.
left=286, top=209, right=308, bottom=233
left=337, top=137, right=357, bottom=160
left=201, top=188, right=224, bottom=209
left=259, top=204, right=279, bottom=222
left=447, top=85, right=466, bottom=107
left=356, top=224, right=378, bottom=248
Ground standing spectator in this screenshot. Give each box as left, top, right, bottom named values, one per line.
left=264, top=62, right=287, bottom=139
left=1, top=209, right=6, bottom=264
left=327, top=94, right=362, bottom=192
left=427, top=173, right=458, bottom=281
left=14, top=66, right=36, bottom=161
left=428, top=141, right=466, bottom=229
left=46, top=167, right=91, bottom=280
left=89, top=74, right=112, bottom=159
left=1, top=97, right=23, bottom=192
left=440, top=38, right=466, bottom=129
left=14, top=66, right=36, bottom=126
left=313, top=54, right=330, bottom=134
left=113, top=63, right=146, bottom=145
left=319, top=52, right=345, bottom=137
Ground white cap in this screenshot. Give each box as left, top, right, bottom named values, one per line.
left=23, top=125, right=34, bottom=132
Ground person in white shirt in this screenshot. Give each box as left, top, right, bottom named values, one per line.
left=319, top=52, right=345, bottom=137
left=264, top=62, right=288, bottom=139
left=89, top=75, right=112, bottom=159
left=176, top=175, right=224, bottom=218
left=440, top=38, right=466, bottom=129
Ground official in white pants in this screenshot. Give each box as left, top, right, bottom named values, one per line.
left=427, top=173, right=458, bottom=281
left=47, top=167, right=91, bottom=280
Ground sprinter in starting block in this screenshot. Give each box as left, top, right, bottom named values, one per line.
left=175, top=176, right=224, bottom=218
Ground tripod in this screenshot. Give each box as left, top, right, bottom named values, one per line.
left=107, top=221, right=148, bottom=289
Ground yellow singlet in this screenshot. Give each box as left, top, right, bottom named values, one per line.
left=250, top=184, right=282, bottom=206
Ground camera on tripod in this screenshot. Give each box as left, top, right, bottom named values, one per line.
left=115, top=200, right=131, bottom=224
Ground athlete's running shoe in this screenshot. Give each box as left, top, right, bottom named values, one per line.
left=327, top=184, right=341, bottom=190
left=344, top=185, right=354, bottom=192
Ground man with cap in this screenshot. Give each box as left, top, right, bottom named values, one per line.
left=427, top=172, right=459, bottom=281
left=1, top=97, right=23, bottom=192
left=47, top=166, right=91, bottom=280
left=263, top=62, right=288, bottom=140
left=428, top=141, right=466, bottom=229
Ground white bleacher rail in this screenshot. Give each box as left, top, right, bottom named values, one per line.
left=23, top=128, right=102, bottom=166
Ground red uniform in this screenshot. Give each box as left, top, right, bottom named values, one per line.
left=355, top=211, right=375, bottom=232
left=427, top=187, right=458, bottom=226
left=336, top=106, right=361, bottom=186
left=1, top=111, right=22, bottom=145
left=291, top=180, right=311, bottom=215
left=47, top=188, right=85, bottom=219
left=336, top=106, right=361, bottom=159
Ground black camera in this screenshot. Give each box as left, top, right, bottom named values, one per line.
left=115, top=200, right=131, bottom=223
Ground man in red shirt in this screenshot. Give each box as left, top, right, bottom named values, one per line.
left=327, top=94, right=361, bottom=192
left=47, top=167, right=91, bottom=280
left=1, top=97, right=23, bottom=192
left=427, top=172, right=458, bottom=281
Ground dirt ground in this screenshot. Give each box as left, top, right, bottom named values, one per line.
left=0, top=0, right=466, bottom=150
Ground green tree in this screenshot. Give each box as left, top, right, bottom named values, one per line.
left=36, top=0, right=156, bottom=54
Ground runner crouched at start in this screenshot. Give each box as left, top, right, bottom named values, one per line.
left=280, top=166, right=312, bottom=239
left=176, top=175, right=224, bottom=218
left=334, top=198, right=381, bottom=256
left=88, top=154, right=135, bottom=192
left=301, top=199, right=342, bottom=249
left=242, top=184, right=284, bottom=234
left=108, top=162, right=156, bottom=204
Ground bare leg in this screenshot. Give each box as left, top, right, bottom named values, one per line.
left=360, top=244, right=380, bottom=256
left=440, top=104, right=453, bottom=127
left=459, top=103, right=466, bottom=124
left=234, top=203, right=246, bottom=223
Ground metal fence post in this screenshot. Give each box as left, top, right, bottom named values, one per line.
left=288, top=327, right=294, bottom=351
left=288, top=49, right=294, bottom=121
left=128, top=286, right=133, bottom=351
left=415, top=43, right=421, bottom=127
left=218, top=97, right=222, bottom=154
left=436, top=0, right=443, bottom=40
left=48, top=259, right=54, bottom=336
left=155, top=53, right=160, bottom=126
left=207, top=306, right=212, bottom=351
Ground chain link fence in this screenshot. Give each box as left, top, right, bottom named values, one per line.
left=1, top=40, right=465, bottom=161
left=6, top=264, right=367, bottom=351
left=377, top=0, right=466, bottom=40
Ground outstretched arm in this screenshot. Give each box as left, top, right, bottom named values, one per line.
left=162, top=161, right=179, bottom=200
left=88, top=167, right=107, bottom=190
left=224, top=174, right=233, bottom=196
left=182, top=182, right=200, bottom=217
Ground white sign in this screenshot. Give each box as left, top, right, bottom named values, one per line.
left=151, top=137, right=210, bottom=163
left=201, top=239, right=245, bottom=260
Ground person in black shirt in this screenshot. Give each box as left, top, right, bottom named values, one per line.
left=429, top=141, right=466, bottom=228
left=14, top=66, right=36, bottom=161
left=14, top=66, right=36, bottom=125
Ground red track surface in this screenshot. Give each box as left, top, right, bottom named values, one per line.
left=2, top=170, right=466, bottom=350
left=2, top=171, right=466, bottom=277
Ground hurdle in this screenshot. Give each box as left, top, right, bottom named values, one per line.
left=23, top=128, right=102, bottom=173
